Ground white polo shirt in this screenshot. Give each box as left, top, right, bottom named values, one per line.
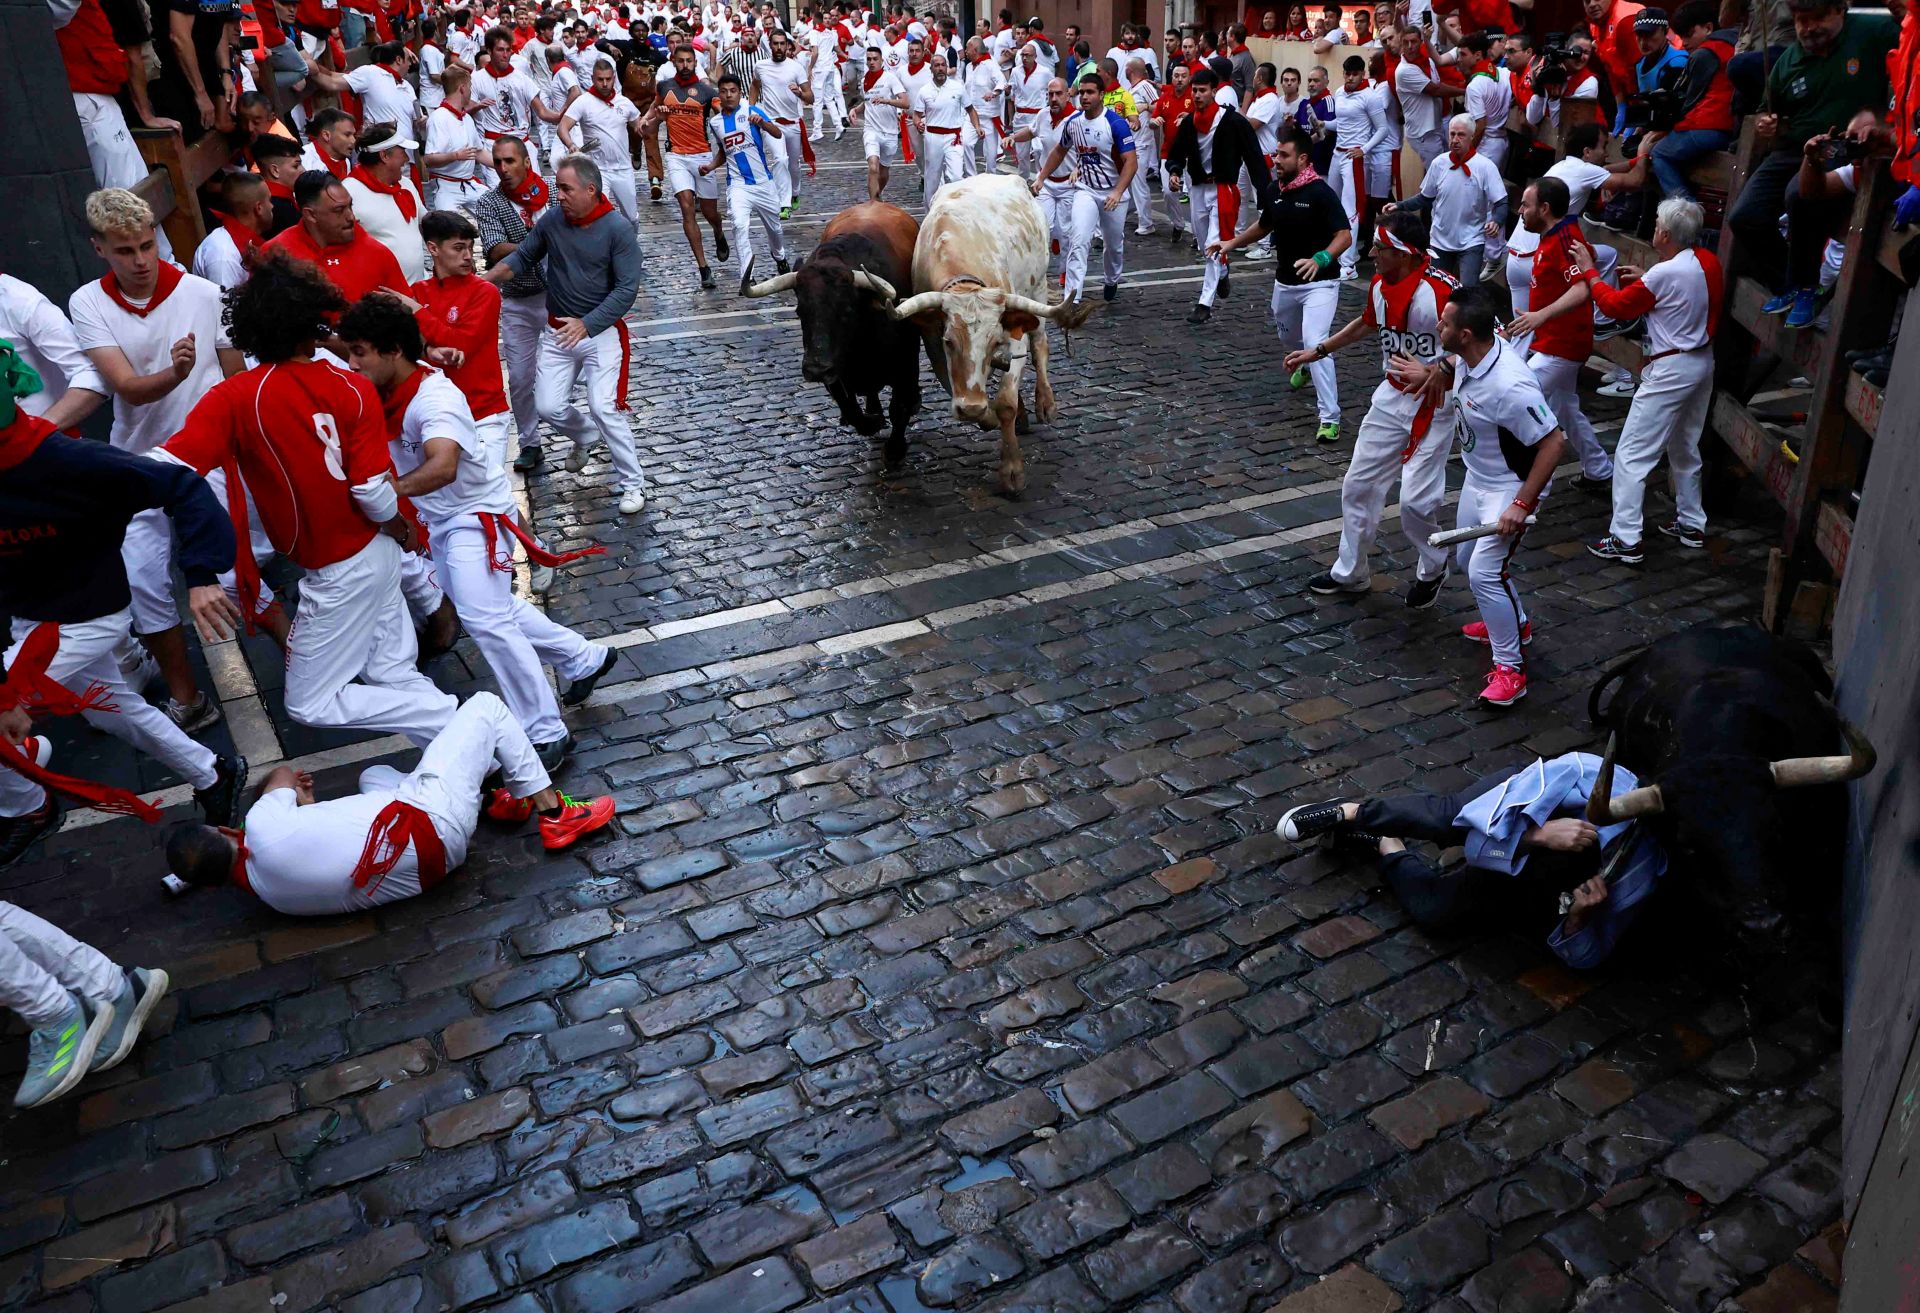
left=1418, top=150, right=1505, bottom=254
left=1452, top=336, right=1560, bottom=486
left=568, top=90, right=642, bottom=176
left=389, top=369, right=512, bottom=522
left=344, top=62, right=420, bottom=136
left=240, top=788, right=429, bottom=915
left=68, top=270, right=231, bottom=455
left=0, top=274, right=104, bottom=417
left=913, top=78, right=970, bottom=132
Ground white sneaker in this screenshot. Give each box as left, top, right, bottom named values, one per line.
left=165, top=694, right=222, bottom=734
left=618, top=491, right=647, bottom=515
left=1597, top=378, right=1637, bottom=398
left=564, top=446, right=592, bottom=473
left=1338, top=267, right=1360, bottom=282
left=529, top=564, right=557, bottom=594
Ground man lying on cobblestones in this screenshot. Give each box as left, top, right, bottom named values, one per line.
left=1278, top=749, right=1668, bottom=968
left=164, top=692, right=618, bottom=916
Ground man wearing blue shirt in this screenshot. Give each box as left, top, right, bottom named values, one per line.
left=1277, top=751, right=1668, bottom=969
left=701, top=73, right=791, bottom=294
left=1033, top=76, right=1138, bottom=303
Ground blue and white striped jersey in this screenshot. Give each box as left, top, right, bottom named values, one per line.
left=708, top=103, right=778, bottom=187
left=1064, top=107, right=1136, bottom=192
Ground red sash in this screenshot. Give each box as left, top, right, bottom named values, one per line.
left=350, top=799, right=448, bottom=894
left=0, top=624, right=161, bottom=821
left=548, top=315, right=632, bottom=410
left=478, top=511, right=606, bottom=573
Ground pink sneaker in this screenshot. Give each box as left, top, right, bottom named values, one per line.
left=1461, top=620, right=1533, bottom=646
left=1480, top=664, right=1529, bottom=707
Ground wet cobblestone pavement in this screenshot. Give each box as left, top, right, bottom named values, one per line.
left=0, top=140, right=1846, bottom=1313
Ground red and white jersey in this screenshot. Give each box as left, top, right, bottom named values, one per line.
left=164, top=357, right=393, bottom=571
left=386, top=369, right=513, bottom=522
left=69, top=269, right=232, bottom=456
left=1363, top=260, right=1457, bottom=428
left=1589, top=248, right=1722, bottom=357
left=473, top=62, right=542, bottom=139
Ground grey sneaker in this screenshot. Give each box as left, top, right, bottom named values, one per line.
left=14, top=992, right=112, bottom=1108
left=165, top=694, right=222, bottom=734
left=92, top=968, right=171, bottom=1074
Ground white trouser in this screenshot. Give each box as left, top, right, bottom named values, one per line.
left=474, top=413, right=512, bottom=481
left=357, top=692, right=550, bottom=875
left=284, top=534, right=458, bottom=747
left=1331, top=398, right=1453, bottom=585
left=727, top=179, right=788, bottom=281
left=1064, top=190, right=1125, bottom=299
left=435, top=516, right=608, bottom=745
left=427, top=176, right=489, bottom=211
left=1454, top=476, right=1531, bottom=671
left=536, top=322, right=644, bottom=496
left=1128, top=138, right=1158, bottom=231
left=1526, top=352, right=1613, bottom=479
left=1191, top=183, right=1240, bottom=308
left=603, top=167, right=640, bottom=224
left=1161, top=166, right=1187, bottom=233
left=0, top=904, right=122, bottom=1028
left=1333, top=150, right=1367, bottom=273
left=1012, top=119, right=1040, bottom=178
left=121, top=466, right=279, bottom=637
left=810, top=70, right=846, bottom=134
left=399, top=552, right=445, bottom=624
left=500, top=295, right=546, bottom=453
left=973, top=118, right=1002, bottom=175
left=0, top=739, right=49, bottom=819
left=1272, top=281, right=1341, bottom=424
left=1037, top=181, right=1074, bottom=259
left=6, top=611, right=217, bottom=790
left=1608, top=349, right=1713, bottom=543
left=1505, top=251, right=1535, bottom=354
left=73, top=93, right=172, bottom=260
left=771, top=120, right=807, bottom=204
left=921, top=131, right=964, bottom=207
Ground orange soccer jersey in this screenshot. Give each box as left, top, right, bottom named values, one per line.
left=657, top=76, right=717, bottom=154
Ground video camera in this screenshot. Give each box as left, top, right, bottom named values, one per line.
left=1530, top=34, right=1578, bottom=92
left=1623, top=86, right=1680, bottom=134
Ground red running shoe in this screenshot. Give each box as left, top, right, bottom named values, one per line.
left=486, top=788, right=535, bottom=824
left=1461, top=619, right=1533, bottom=646
left=539, top=794, right=617, bottom=850
left=1479, top=664, right=1529, bottom=707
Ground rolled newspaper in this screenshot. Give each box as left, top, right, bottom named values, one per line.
left=1428, top=515, right=1538, bottom=548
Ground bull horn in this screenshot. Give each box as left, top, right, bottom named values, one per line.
left=1587, top=732, right=1666, bottom=822
left=743, top=271, right=798, bottom=298
left=1769, top=709, right=1877, bottom=787
left=891, top=291, right=947, bottom=320
left=851, top=270, right=898, bottom=303
left=1004, top=294, right=1068, bottom=319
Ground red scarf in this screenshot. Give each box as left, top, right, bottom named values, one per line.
left=439, top=101, right=468, bottom=119
left=674, top=70, right=697, bottom=85
left=1190, top=101, right=1221, bottom=135
left=99, top=262, right=185, bottom=318
left=379, top=362, right=432, bottom=439
left=906, top=58, right=925, bottom=75
left=380, top=62, right=405, bottom=83
left=1280, top=160, right=1322, bottom=190
left=266, top=178, right=295, bottom=201
left=349, top=165, right=418, bottom=221
left=591, top=83, right=616, bottom=101
left=1447, top=148, right=1474, bottom=170
left=864, top=68, right=885, bottom=91
left=219, top=214, right=263, bottom=261
left=567, top=197, right=617, bottom=226
left=1231, top=42, right=1250, bottom=54
left=313, top=142, right=350, bottom=178
left=506, top=171, right=550, bottom=226
left=0, top=408, right=52, bottom=471
left=479, top=511, right=606, bottom=573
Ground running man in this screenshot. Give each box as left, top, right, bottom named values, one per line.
left=855, top=46, right=907, bottom=200
left=558, top=59, right=645, bottom=223
left=999, top=77, right=1077, bottom=271
left=1165, top=67, right=1269, bottom=325
left=905, top=54, right=977, bottom=207
left=752, top=29, right=815, bottom=214
left=702, top=73, right=791, bottom=293
left=1034, top=75, right=1137, bottom=303
left=640, top=44, right=728, bottom=289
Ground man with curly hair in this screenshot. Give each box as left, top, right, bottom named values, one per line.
left=160, top=253, right=460, bottom=746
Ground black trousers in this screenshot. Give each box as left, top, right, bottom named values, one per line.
left=1356, top=775, right=1598, bottom=935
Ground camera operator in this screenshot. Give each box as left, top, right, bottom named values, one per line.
left=1648, top=0, right=1738, bottom=201
left=1524, top=32, right=1603, bottom=143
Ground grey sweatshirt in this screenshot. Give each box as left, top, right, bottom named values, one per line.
left=503, top=204, right=642, bottom=336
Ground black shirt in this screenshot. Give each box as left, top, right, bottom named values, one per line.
left=1259, top=178, right=1349, bottom=286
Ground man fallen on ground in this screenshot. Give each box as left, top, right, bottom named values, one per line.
left=1276, top=750, right=1668, bottom=968
left=164, top=692, right=616, bottom=915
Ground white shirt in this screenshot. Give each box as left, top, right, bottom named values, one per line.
left=299, top=141, right=349, bottom=176
left=895, top=59, right=933, bottom=109
left=341, top=174, right=428, bottom=279
left=1418, top=150, right=1505, bottom=253
left=804, top=25, right=839, bottom=78
left=964, top=57, right=1006, bottom=118
left=1394, top=57, right=1442, bottom=140
left=391, top=369, right=511, bottom=521
left=1021, top=35, right=1057, bottom=72
left=1034, top=107, right=1076, bottom=183
left=1104, top=43, right=1158, bottom=79
left=190, top=225, right=251, bottom=289
left=1333, top=83, right=1390, bottom=156
left=241, top=787, right=431, bottom=915
left=0, top=274, right=103, bottom=419
left=1506, top=157, right=1612, bottom=258
left=1452, top=336, right=1559, bottom=486
left=418, top=43, right=447, bottom=112
left=473, top=62, right=542, bottom=140
left=1629, top=249, right=1718, bottom=356
left=1214, top=85, right=1240, bottom=111
left=861, top=69, right=905, bottom=137
left=544, top=64, right=583, bottom=118
left=1464, top=69, right=1512, bottom=145
left=68, top=271, right=232, bottom=456
left=755, top=55, right=809, bottom=119
left=568, top=90, right=641, bottom=175
left=425, top=104, right=486, bottom=185
left=1243, top=89, right=1286, bottom=155
left=1010, top=63, right=1048, bottom=112
left=344, top=63, right=420, bottom=138
left=913, top=78, right=970, bottom=132
left=447, top=25, right=483, bottom=64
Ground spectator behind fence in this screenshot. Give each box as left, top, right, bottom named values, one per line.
left=1767, top=108, right=1895, bottom=327
left=1727, top=0, right=1896, bottom=296
left=51, top=0, right=178, bottom=259
left=1650, top=0, right=1738, bottom=201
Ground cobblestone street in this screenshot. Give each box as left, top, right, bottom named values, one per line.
left=0, top=137, right=1847, bottom=1313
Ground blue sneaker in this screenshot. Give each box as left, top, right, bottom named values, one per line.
left=14, top=992, right=111, bottom=1108
left=1784, top=288, right=1820, bottom=329
left=92, top=967, right=170, bottom=1074
left=1761, top=289, right=1799, bottom=316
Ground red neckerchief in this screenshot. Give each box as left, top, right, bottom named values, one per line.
left=1191, top=101, right=1221, bottom=134
left=1447, top=148, right=1474, bottom=170
left=506, top=171, right=550, bottom=225
left=1118, top=38, right=1137, bottom=49
left=906, top=58, right=925, bottom=75
left=379, top=361, right=432, bottom=439
left=0, top=408, right=53, bottom=472
left=349, top=164, right=418, bottom=220
left=674, top=70, right=697, bottom=84
left=864, top=68, right=885, bottom=90
left=591, top=82, right=617, bottom=101
left=1049, top=105, right=1072, bottom=126
left=1280, top=160, right=1322, bottom=190
left=314, top=142, right=350, bottom=178
left=440, top=101, right=468, bottom=119
left=567, top=197, right=617, bottom=226
left=489, top=57, right=513, bottom=78
left=265, top=178, right=294, bottom=201
left=219, top=213, right=263, bottom=259
left=1231, top=42, right=1249, bottom=54
left=99, top=261, right=185, bottom=318
left=380, top=62, right=405, bottom=83
left=1469, top=59, right=1498, bottom=80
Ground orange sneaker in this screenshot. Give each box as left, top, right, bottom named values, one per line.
left=486, top=788, right=535, bottom=824
left=539, top=794, right=617, bottom=850
left=1479, top=664, right=1529, bottom=707
left=1461, top=619, right=1533, bottom=646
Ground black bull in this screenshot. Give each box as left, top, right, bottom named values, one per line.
left=1586, top=623, right=1875, bottom=939
left=743, top=203, right=938, bottom=467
